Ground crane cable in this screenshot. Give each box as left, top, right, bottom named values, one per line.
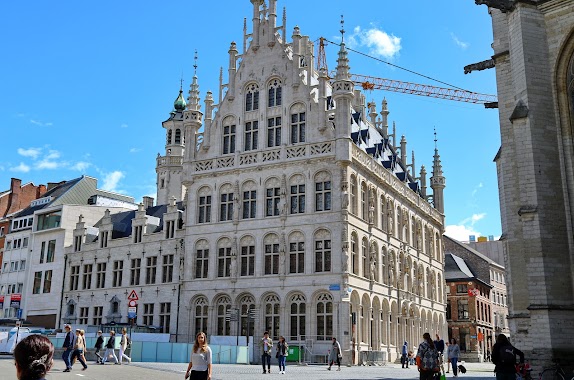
left=321, top=37, right=471, bottom=92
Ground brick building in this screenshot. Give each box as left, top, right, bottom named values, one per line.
left=444, top=236, right=508, bottom=362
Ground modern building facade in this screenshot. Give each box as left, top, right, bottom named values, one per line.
left=474, top=0, right=574, bottom=369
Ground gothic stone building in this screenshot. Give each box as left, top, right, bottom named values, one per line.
left=474, top=0, right=574, bottom=370
left=173, top=0, right=447, bottom=363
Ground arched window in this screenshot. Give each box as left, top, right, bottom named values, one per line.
left=314, top=229, right=331, bottom=273
left=268, top=79, right=282, bottom=107
left=290, top=103, right=306, bottom=144
left=351, top=232, right=358, bottom=275
left=350, top=176, right=358, bottom=215
left=219, top=183, right=234, bottom=222
left=239, top=294, right=255, bottom=337
left=175, top=128, right=182, bottom=144
left=314, top=171, right=331, bottom=212
left=316, top=293, right=333, bottom=340
left=264, top=294, right=280, bottom=338
left=240, top=235, right=255, bottom=276
left=381, top=246, right=388, bottom=285
left=197, top=186, right=212, bottom=224
left=245, top=83, right=259, bottom=111
left=215, top=296, right=231, bottom=336
left=167, top=129, right=173, bottom=145
left=380, top=195, right=386, bottom=231
left=361, top=237, right=368, bottom=279
left=242, top=181, right=257, bottom=219
left=361, top=182, right=368, bottom=220
left=194, top=240, right=209, bottom=279
left=289, top=294, right=306, bottom=340
left=289, top=232, right=305, bottom=274
left=194, top=297, right=208, bottom=335
left=264, top=233, right=280, bottom=275
left=222, top=116, right=236, bottom=155
left=217, top=238, right=232, bottom=277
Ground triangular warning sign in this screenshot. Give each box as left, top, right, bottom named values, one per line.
left=127, top=290, right=139, bottom=300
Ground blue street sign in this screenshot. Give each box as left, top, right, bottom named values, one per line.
left=329, top=284, right=340, bottom=291
left=16, top=309, right=22, bottom=319
left=127, top=312, right=137, bottom=319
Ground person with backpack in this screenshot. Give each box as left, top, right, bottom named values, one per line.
left=416, top=332, right=440, bottom=380
left=491, top=333, right=524, bottom=380
left=448, top=338, right=461, bottom=377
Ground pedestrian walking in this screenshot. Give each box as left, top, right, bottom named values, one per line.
left=276, top=335, right=289, bottom=374
left=79, top=330, right=87, bottom=364
left=444, top=342, right=450, bottom=373
left=448, top=338, right=461, bottom=377
left=119, top=328, right=132, bottom=364
left=61, top=324, right=75, bottom=372
left=14, top=334, right=54, bottom=380
left=70, top=329, right=88, bottom=371
left=401, top=341, right=409, bottom=368
left=260, top=331, right=273, bottom=374
left=102, top=330, right=119, bottom=365
left=94, top=331, right=104, bottom=364
left=327, top=337, right=342, bottom=371
left=184, top=332, right=212, bottom=380
left=491, top=333, right=524, bottom=380
left=416, top=332, right=440, bottom=380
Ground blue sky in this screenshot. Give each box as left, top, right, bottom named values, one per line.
left=0, top=0, right=500, bottom=241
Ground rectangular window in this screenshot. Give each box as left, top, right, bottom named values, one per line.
left=315, top=239, right=331, bottom=272
left=218, top=247, right=231, bottom=277
left=112, top=260, right=123, bottom=287
left=160, top=302, right=171, bottom=333
left=456, top=284, right=468, bottom=293
left=162, top=255, right=174, bottom=283
left=265, top=187, right=281, bottom=217
left=165, top=220, right=175, bottom=239
left=134, top=225, right=143, bottom=243
left=96, top=263, right=106, bottom=288
left=93, top=306, right=103, bottom=326
left=22, top=238, right=28, bottom=248
left=268, top=85, right=282, bottom=107
left=240, top=245, right=255, bottom=276
left=457, top=299, right=469, bottom=320
left=39, top=241, right=45, bottom=263
left=74, top=235, right=82, bottom=252
left=290, top=112, right=306, bottom=144
left=223, top=125, right=236, bottom=154
left=19, top=260, right=26, bottom=271
left=290, top=184, right=305, bottom=214
left=99, top=231, right=109, bottom=248
left=143, top=303, right=154, bottom=326
left=130, top=258, right=141, bottom=286
left=264, top=243, right=279, bottom=275
left=43, top=270, right=52, bottom=293
left=37, top=210, right=61, bottom=231
left=315, top=181, right=332, bottom=211
left=244, top=121, right=259, bottom=151
left=33, top=271, right=42, bottom=294
left=70, top=265, right=80, bottom=291
left=220, top=192, right=234, bottom=221
left=289, top=242, right=305, bottom=274
left=146, top=257, right=157, bottom=284
left=242, top=190, right=257, bottom=219
left=198, top=196, right=212, bottom=223
left=83, top=264, right=93, bottom=290
left=79, top=307, right=89, bottom=325
left=195, top=249, right=209, bottom=279
left=267, top=117, right=282, bottom=147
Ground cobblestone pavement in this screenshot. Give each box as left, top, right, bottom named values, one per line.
left=0, top=356, right=498, bottom=380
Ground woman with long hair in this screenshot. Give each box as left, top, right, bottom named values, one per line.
left=276, top=335, right=289, bottom=374
left=185, top=332, right=212, bottom=380
left=14, top=335, right=54, bottom=380
left=448, top=337, right=461, bottom=377
left=416, top=332, right=440, bottom=380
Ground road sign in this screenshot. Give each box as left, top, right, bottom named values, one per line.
left=329, top=284, right=340, bottom=291
left=16, top=309, right=22, bottom=319
left=128, top=300, right=137, bottom=307
left=128, top=306, right=137, bottom=319
left=128, top=290, right=139, bottom=300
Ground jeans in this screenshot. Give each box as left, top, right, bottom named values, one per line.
left=95, top=348, right=103, bottom=363
left=451, top=357, right=458, bottom=376
left=71, top=349, right=87, bottom=369
left=402, top=353, right=409, bottom=368
left=261, top=353, right=271, bottom=371
left=278, top=355, right=286, bottom=371
left=62, top=347, right=73, bottom=369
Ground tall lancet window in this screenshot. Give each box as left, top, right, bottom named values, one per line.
left=175, top=129, right=182, bottom=144
left=167, top=129, right=172, bottom=145
left=268, top=79, right=282, bottom=107
left=245, top=83, right=259, bottom=112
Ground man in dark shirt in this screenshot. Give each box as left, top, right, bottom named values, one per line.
left=62, top=324, right=75, bottom=372
left=492, top=333, right=524, bottom=380
left=434, top=334, right=445, bottom=354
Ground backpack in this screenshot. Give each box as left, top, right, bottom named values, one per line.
left=420, top=344, right=440, bottom=372
left=499, top=345, right=516, bottom=365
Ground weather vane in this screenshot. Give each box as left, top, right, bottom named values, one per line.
left=340, top=15, right=345, bottom=42
left=193, top=50, right=198, bottom=75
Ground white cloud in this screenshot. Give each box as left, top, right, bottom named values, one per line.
left=451, top=33, right=469, bottom=50
left=120, top=123, right=128, bottom=128
left=9, top=162, right=31, bottom=173
left=35, top=160, right=62, bottom=170
left=129, top=148, right=141, bottom=153
left=30, top=119, right=53, bottom=127
left=70, top=162, right=91, bottom=171
left=45, top=150, right=60, bottom=160
left=470, top=182, right=483, bottom=198
left=17, top=147, right=42, bottom=159
left=347, top=25, right=401, bottom=59
left=459, top=213, right=486, bottom=226
left=444, top=224, right=481, bottom=242
left=102, top=171, right=125, bottom=192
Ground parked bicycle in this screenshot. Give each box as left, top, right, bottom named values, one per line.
left=539, top=359, right=574, bottom=380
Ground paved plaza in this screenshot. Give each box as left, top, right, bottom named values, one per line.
left=0, top=356, right=501, bottom=380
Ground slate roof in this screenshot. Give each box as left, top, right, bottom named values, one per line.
left=444, top=253, right=492, bottom=288
left=15, top=177, right=83, bottom=217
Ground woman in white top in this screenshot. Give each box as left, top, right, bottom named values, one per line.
left=185, top=332, right=212, bottom=380
left=119, top=328, right=132, bottom=364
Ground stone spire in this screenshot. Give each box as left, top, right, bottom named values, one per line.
left=332, top=15, right=354, bottom=139
left=187, top=50, right=201, bottom=112
left=380, top=98, right=389, bottom=137
left=430, top=128, right=446, bottom=213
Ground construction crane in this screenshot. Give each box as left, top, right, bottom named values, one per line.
left=317, top=38, right=498, bottom=108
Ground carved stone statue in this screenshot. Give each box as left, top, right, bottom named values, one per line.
left=278, top=194, right=287, bottom=216
left=388, top=214, right=394, bottom=234
left=230, top=255, right=237, bottom=277
left=369, top=204, right=375, bottom=224
left=342, top=247, right=349, bottom=273
left=342, top=190, right=349, bottom=211
left=370, top=259, right=376, bottom=281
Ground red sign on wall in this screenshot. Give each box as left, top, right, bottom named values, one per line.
left=10, top=293, right=21, bottom=309
left=0, top=295, right=4, bottom=308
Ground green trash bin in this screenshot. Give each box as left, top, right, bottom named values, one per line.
left=287, top=346, right=301, bottom=362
